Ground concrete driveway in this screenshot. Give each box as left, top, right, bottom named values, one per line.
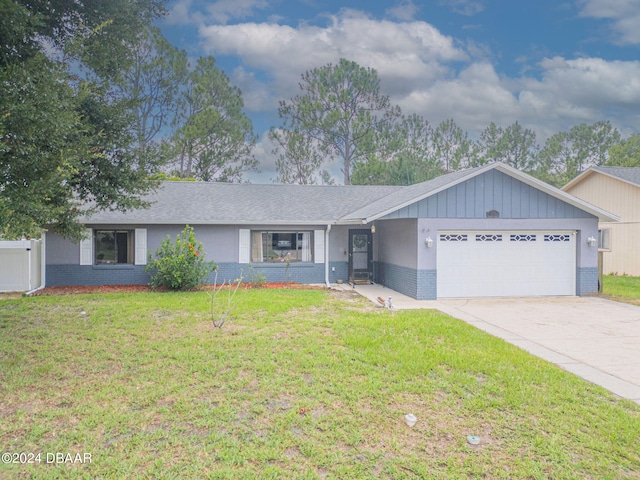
left=351, top=285, right=640, bottom=404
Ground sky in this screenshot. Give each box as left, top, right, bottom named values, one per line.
left=157, top=0, right=640, bottom=182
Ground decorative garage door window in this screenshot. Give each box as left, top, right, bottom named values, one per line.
left=475, top=234, right=502, bottom=242
left=510, top=234, right=537, bottom=241
left=439, top=234, right=468, bottom=242
left=544, top=234, right=571, bottom=242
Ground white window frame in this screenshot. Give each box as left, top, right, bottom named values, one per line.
left=79, top=228, right=147, bottom=265
left=250, top=230, right=315, bottom=263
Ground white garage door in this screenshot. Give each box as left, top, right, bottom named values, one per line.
left=437, top=231, right=576, bottom=298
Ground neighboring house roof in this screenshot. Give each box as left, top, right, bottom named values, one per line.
left=84, top=162, right=619, bottom=225
left=563, top=165, right=640, bottom=191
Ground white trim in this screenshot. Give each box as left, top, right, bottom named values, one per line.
left=324, top=224, right=331, bottom=288
left=79, top=228, right=93, bottom=265
left=314, top=229, right=325, bottom=264
left=0, top=240, right=31, bottom=249
left=239, top=229, right=251, bottom=263
left=134, top=228, right=147, bottom=265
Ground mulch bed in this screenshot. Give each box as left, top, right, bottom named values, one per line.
left=30, top=283, right=326, bottom=296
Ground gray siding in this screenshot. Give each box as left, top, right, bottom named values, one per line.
left=383, top=170, right=595, bottom=220
left=46, top=224, right=331, bottom=287
left=375, top=219, right=418, bottom=269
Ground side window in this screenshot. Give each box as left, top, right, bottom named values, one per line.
left=95, top=230, right=133, bottom=264
left=598, top=229, right=611, bottom=252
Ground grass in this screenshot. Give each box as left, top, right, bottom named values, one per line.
left=602, top=274, right=640, bottom=305
left=1, top=289, right=639, bottom=479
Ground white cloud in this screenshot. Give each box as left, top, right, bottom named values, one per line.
left=438, top=0, right=486, bottom=16
left=399, top=62, right=519, bottom=132
left=578, top=0, right=640, bottom=44
left=245, top=131, right=278, bottom=183
left=230, top=66, right=274, bottom=112
left=190, top=6, right=640, bottom=167
left=386, top=1, right=420, bottom=21
left=206, top=0, right=270, bottom=24
left=199, top=9, right=468, bottom=101
left=166, top=0, right=199, bottom=25
left=166, top=0, right=270, bottom=26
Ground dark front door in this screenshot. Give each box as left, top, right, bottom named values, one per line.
left=349, top=229, right=373, bottom=284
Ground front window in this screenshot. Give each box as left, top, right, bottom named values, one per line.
left=251, top=231, right=313, bottom=263
left=95, top=230, right=133, bottom=264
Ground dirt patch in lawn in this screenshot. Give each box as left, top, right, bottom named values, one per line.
left=30, top=283, right=326, bottom=296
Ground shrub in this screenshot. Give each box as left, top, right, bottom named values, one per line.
left=245, top=264, right=266, bottom=288
left=146, top=225, right=216, bottom=291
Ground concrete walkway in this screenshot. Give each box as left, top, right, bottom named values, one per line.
left=347, top=283, right=640, bottom=405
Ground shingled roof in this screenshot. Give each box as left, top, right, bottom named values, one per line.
left=592, top=166, right=640, bottom=187
left=84, top=162, right=618, bottom=225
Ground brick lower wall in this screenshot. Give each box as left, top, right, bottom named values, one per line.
left=374, top=262, right=436, bottom=300
left=47, top=262, right=329, bottom=287
left=47, top=264, right=151, bottom=286
left=576, top=266, right=598, bottom=296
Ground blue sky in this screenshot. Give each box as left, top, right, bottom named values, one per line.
left=157, top=0, right=640, bottom=182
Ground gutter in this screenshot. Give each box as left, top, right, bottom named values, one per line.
left=324, top=224, right=332, bottom=289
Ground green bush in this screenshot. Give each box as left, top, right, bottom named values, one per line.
left=146, top=225, right=216, bottom=291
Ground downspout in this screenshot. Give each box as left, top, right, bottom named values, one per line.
left=324, top=224, right=332, bottom=289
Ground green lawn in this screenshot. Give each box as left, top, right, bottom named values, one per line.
left=1, top=289, right=639, bottom=479
left=602, top=274, right=640, bottom=304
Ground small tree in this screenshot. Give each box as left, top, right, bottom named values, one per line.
left=146, top=225, right=216, bottom=290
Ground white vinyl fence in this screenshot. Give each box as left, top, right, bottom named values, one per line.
left=0, top=239, right=43, bottom=292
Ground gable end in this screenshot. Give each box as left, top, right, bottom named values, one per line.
left=382, top=169, right=595, bottom=220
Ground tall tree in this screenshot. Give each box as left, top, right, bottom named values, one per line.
left=272, top=58, right=400, bottom=185
left=570, top=121, right=621, bottom=170
left=117, top=27, right=188, bottom=165
left=607, top=133, right=640, bottom=167
left=352, top=114, right=442, bottom=185
left=0, top=0, right=166, bottom=240
left=496, top=121, right=538, bottom=170
left=432, top=119, right=476, bottom=172
left=535, top=121, right=622, bottom=186
left=476, top=122, right=504, bottom=165
left=171, top=56, right=258, bottom=182
left=535, top=131, right=575, bottom=187
left=271, top=129, right=324, bottom=184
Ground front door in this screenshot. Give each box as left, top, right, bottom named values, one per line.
left=349, top=229, right=373, bottom=284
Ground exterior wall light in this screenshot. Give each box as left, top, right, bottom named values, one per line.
left=587, top=236, right=597, bottom=247
left=371, top=225, right=376, bottom=233
left=425, top=236, right=433, bottom=248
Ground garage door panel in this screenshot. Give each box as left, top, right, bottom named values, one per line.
left=437, top=231, right=576, bottom=298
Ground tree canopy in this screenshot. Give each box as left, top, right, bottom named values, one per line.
left=271, top=59, right=400, bottom=185
left=1, top=0, right=166, bottom=240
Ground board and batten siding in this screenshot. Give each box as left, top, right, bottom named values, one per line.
left=383, top=169, right=594, bottom=220
left=565, top=172, right=640, bottom=276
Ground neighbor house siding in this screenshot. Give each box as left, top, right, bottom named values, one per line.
left=565, top=173, right=640, bottom=276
